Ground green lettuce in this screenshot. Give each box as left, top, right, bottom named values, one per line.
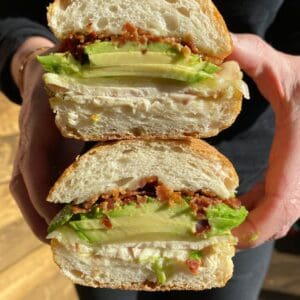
left=206, top=203, right=248, bottom=235
left=188, top=250, right=203, bottom=260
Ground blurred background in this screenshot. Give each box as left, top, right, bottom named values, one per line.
left=0, top=92, right=299, bottom=300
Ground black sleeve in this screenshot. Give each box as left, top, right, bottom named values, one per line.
left=0, top=1, right=57, bottom=104
left=266, top=0, right=300, bottom=55
left=0, top=18, right=56, bottom=104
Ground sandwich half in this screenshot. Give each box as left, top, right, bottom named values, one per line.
left=47, top=139, right=248, bottom=290
left=38, top=0, right=249, bottom=141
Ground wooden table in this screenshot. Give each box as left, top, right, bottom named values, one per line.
left=0, top=94, right=78, bottom=300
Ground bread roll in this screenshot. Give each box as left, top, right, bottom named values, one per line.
left=47, top=139, right=238, bottom=204
left=47, top=139, right=242, bottom=290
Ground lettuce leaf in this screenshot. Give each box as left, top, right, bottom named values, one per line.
left=48, top=205, right=74, bottom=233
left=206, top=203, right=248, bottom=235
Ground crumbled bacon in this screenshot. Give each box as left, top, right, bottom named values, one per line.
left=195, top=220, right=211, bottom=236
left=102, top=216, right=113, bottom=229
left=58, top=23, right=220, bottom=63
left=223, top=198, right=241, bottom=209
left=82, top=195, right=99, bottom=210
left=71, top=206, right=89, bottom=214
left=70, top=176, right=241, bottom=235
left=186, top=259, right=201, bottom=275
left=139, top=176, right=159, bottom=188
left=156, top=185, right=182, bottom=204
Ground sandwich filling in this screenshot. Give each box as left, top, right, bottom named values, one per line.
left=38, top=23, right=249, bottom=97
left=48, top=176, right=247, bottom=284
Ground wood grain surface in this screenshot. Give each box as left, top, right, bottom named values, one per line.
left=0, top=94, right=78, bottom=300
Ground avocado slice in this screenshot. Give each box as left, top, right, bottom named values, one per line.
left=47, top=205, right=73, bottom=233
left=38, top=41, right=221, bottom=83
left=37, top=53, right=81, bottom=75
left=67, top=202, right=197, bottom=244
left=80, top=64, right=213, bottom=83
left=84, top=41, right=180, bottom=55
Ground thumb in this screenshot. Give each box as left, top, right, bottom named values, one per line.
left=232, top=193, right=288, bottom=249
left=228, top=34, right=273, bottom=77
left=228, top=33, right=287, bottom=112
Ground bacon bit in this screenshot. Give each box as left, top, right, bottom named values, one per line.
left=156, top=185, right=182, bottom=205
left=101, top=216, right=113, bottom=229
left=82, top=195, right=99, bottom=209
left=58, top=23, right=220, bottom=63
left=181, top=189, right=194, bottom=197
left=186, top=259, right=201, bottom=275
left=71, top=206, right=89, bottom=214
left=195, top=220, right=211, bottom=236
left=182, top=45, right=191, bottom=58
left=111, top=189, right=120, bottom=200
left=182, top=33, right=199, bottom=55
left=156, top=185, right=172, bottom=202
left=106, top=198, right=116, bottom=210
left=123, top=23, right=138, bottom=36
left=190, top=195, right=222, bottom=218
left=199, top=189, right=218, bottom=198
left=170, top=192, right=183, bottom=204
left=223, top=198, right=241, bottom=209
left=139, top=176, right=159, bottom=188
left=69, top=176, right=242, bottom=221
left=136, top=195, right=147, bottom=205
left=99, top=201, right=108, bottom=212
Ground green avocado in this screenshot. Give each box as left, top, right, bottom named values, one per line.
left=84, top=41, right=179, bottom=55
left=37, top=53, right=81, bottom=75
left=38, top=41, right=221, bottom=83
left=68, top=202, right=198, bottom=244
left=48, top=200, right=248, bottom=244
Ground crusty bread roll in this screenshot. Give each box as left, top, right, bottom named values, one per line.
left=48, top=139, right=238, bottom=204
left=47, top=139, right=241, bottom=290
left=48, top=0, right=232, bottom=61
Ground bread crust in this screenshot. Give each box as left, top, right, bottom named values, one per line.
left=47, top=138, right=238, bottom=203
left=193, top=0, right=232, bottom=60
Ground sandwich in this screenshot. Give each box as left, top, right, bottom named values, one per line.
left=38, top=0, right=249, bottom=141
left=47, top=139, right=248, bottom=290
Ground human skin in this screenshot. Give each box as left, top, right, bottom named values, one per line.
left=10, top=37, right=84, bottom=242
left=9, top=35, right=300, bottom=247
left=230, top=34, right=300, bottom=248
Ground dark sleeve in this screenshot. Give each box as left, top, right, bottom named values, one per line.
left=266, top=0, right=300, bottom=54
left=0, top=18, right=57, bottom=104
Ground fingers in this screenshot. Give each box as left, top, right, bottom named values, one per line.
left=9, top=171, right=49, bottom=244
left=233, top=192, right=297, bottom=248
left=229, top=34, right=274, bottom=78
left=229, top=33, right=290, bottom=115
left=238, top=181, right=265, bottom=211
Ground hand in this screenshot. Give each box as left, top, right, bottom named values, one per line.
left=9, top=37, right=84, bottom=242
left=229, top=34, right=300, bottom=248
